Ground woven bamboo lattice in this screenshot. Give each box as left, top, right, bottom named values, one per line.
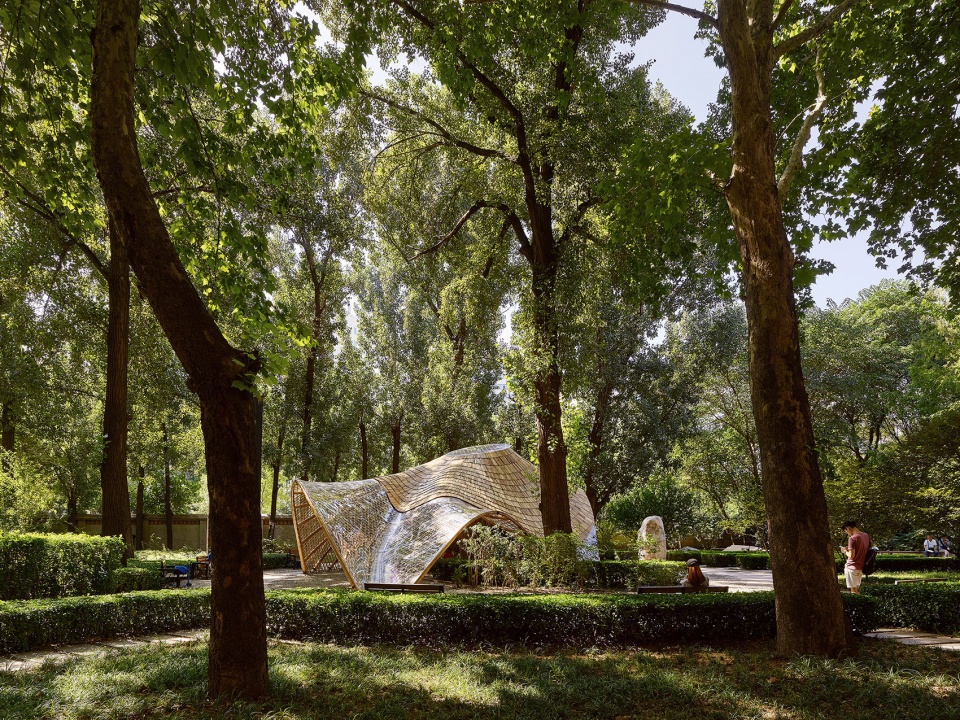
left=291, top=444, right=595, bottom=588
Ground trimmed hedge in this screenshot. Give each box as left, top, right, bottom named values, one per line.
left=266, top=589, right=876, bottom=648
left=429, top=558, right=684, bottom=589
left=112, top=567, right=163, bottom=592
left=667, top=550, right=771, bottom=570
left=262, top=552, right=292, bottom=570
left=864, top=582, right=960, bottom=634
left=0, top=590, right=211, bottom=654
left=0, top=532, right=125, bottom=600
left=0, top=587, right=877, bottom=655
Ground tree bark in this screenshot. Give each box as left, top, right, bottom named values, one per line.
left=359, top=419, right=369, bottom=479
left=299, top=243, right=332, bottom=482
left=90, top=0, right=268, bottom=698
left=269, top=423, right=285, bottom=539
left=582, top=381, right=614, bottom=518
left=163, top=422, right=173, bottom=549
left=99, top=219, right=133, bottom=559
left=717, top=0, right=851, bottom=656
left=391, top=412, right=403, bottom=474
left=67, top=491, right=79, bottom=532
left=0, top=400, right=13, bottom=473
left=135, top=465, right=145, bottom=552
left=529, top=208, right=571, bottom=534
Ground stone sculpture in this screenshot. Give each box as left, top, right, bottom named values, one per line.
left=638, top=515, right=667, bottom=560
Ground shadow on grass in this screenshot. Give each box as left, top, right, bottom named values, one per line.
left=0, top=638, right=958, bottom=719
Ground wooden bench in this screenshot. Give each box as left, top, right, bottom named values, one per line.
left=637, top=585, right=729, bottom=594
left=159, top=560, right=191, bottom=588
left=363, top=582, right=444, bottom=593
left=894, top=578, right=948, bottom=585
left=191, top=555, right=210, bottom=580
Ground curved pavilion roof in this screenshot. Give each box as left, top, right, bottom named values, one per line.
left=291, top=444, right=595, bottom=588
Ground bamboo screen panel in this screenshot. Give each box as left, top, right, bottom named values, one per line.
left=291, top=445, right=596, bottom=588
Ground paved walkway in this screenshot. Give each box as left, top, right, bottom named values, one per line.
left=3, top=568, right=958, bottom=673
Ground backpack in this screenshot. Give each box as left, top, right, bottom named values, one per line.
left=862, top=546, right=879, bottom=576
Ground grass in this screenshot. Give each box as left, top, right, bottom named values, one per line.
left=1, top=636, right=959, bottom=719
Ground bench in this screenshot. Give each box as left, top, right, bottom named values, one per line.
left=894, top=577, right=948, bottom=585
left=191, top=555, right=210, bottom=580
left=637, top=585, right=729, bottom=594
left=159, top=560, right=191, bottom=588
left=363, top=582, right=444, bottom=593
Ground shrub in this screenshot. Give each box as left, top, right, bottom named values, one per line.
left=833, top=555, right=959, bottom=574
left=428, top=558, right=467, bottom=582
left=112, top=567, right=162, bottom=592
left=0, top=587, right=877, bottom=655
left=864, top=582, right=960, bottom=634
left=265, top=589, right=877, bottom=649
left=736, top=553, right=770, bottom=570
left=262, top=552, right=291, bottom=570
left=519, top=532, right=587, bottom=587
left=0, top=589, right=211, bottom=654
left=590, top=560, right=686, bottom=589
left=0, top=532, right=126, bottom=600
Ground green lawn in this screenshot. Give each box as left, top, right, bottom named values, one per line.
left=2, top=636, right=958, bottom=719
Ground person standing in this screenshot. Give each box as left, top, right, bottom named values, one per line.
left=923, top=534, right=940, bottom=557
left=840, top=521, right=871, bottom=595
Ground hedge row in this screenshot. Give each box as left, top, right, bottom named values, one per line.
left=864, top=582, right=960, bottom=634
left=112, top=567, right=163, bottom=592
left=666, top=550, right=959, bottom=574
left=665, top=550, right=771, bottom=570
left=0, top=590, right=211, bottom=654
left=0, top=587, right=877, bottom=655
left=429, top=558, right=685, bottom=589
left=0, top=533, right=126, bottom=600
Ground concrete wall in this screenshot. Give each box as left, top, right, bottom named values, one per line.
left=75, top=514, right=297, bottom=551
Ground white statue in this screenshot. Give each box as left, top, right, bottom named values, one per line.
left=638, top=516, right=667, bottom=560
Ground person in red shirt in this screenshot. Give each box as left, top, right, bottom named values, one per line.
left=840, top=520, right=871, bottom=594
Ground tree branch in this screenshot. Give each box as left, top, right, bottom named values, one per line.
left=773, top=0, right=860, bottom=60
left=361, top=88, right=514, bottom=163
left=622, top=0, right=719, bottom=30
left=772, top=0, right=796, bottom=31
left=777, top=52, right=827, bottom=200
left=410, top=201, right=493, bottom=260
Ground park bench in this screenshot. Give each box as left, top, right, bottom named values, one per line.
left=893, top=577, right=948, bottom=585
left=159, top=560, right=191, bottom=588
left=191, top=554, right=210, bottom=580
left=363, top=582, right=444, bottom=593
left=637, top=585, right=729, bottom=594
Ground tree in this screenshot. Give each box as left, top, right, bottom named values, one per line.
left=621, top=0, right=866, bottom=656
left=329, top=0, right=679, bottom=532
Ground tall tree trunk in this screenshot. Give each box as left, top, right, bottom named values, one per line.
left=331, top=451, right=340, bottom=482
left=359, top=419, right=369, bottom=479
left=0, top=400, right=13, bottom=473
left=528, top=210, right=571, bottom=534
left=391, top=412, right=403, bottom=474
left=67, top=491, right=79, bottom=532
left=135, top=465, right=145, bottom=551
left=300, top=243, right=332, bottom=482
left=91, top=0, right=268, bottom=698
left=582, top=381, right=614, bottom=518
left=269, top=423, right=285, bottom=540
left=717, top=0, right=850, bottom=657
left=163, top=422, right=173, bottom=549
left=99, top=219, right=133, bottom=559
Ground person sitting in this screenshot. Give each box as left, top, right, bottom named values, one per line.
left=940, top=536, right=951, bottom=557
left=682, top=558, right=710, bottom=587
left=923, top=534, right=940, bottom=557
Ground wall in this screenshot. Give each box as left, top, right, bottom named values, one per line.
left=74, top=514, right=298, bottom=551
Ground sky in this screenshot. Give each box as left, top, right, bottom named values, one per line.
left=631, top=14, right=902, bottom=309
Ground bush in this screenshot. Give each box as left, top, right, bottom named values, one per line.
left=0, top=590, right=211, bottom=654
left=112, top=567, right=162, bottom=592
left=0, top=586, right=878, bottom=655
left=864, top=582, right=960, bottom=634
left=590, top=560, right=686, bottom=589
left=833, top=555, right=959, bottom=574
left=0, top=532, right=126, bottom=600
left=428, top=558, right=467, bottom=582
left=262, top=552, right=291, bottom=570
left=736, top=553, right=770, bottom=570
left=265, top=589, right=877, bottom=649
